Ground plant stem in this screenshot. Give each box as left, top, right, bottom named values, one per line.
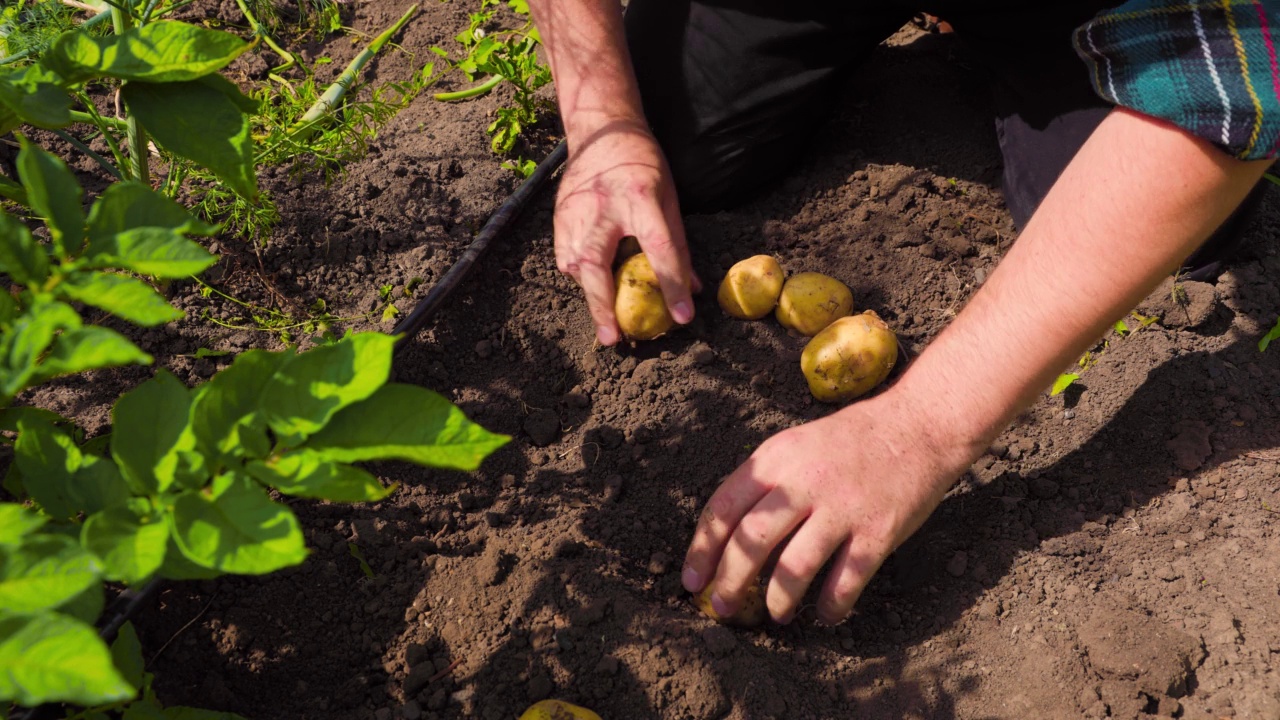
left=289, top=4, right=418, bottom=141
left=232, top=0, right=300, bottom=71
left=433, top=73, right=503, bottom=102
left=69, top=109, right=128, bottom=131
left=73, top=100, right=130, bottom=172
left=110, top=5, right=150, bottom=185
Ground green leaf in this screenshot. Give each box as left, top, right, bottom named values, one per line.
left=14, top=416, right=83, bottom=518
left=55, top=580, right=104, bottom=626
left=197, top=72, right=259, bottom=114
left=1050, top=373, right=1080, bottom=397
left=1261, top=317, right=1280, bottom=353
left=31, top=325, right=153, bottom=384
left=0, top=406, right=67, bottom=436
left=42, top=21, right=250, bottom=84
left=246, top=450, right=395, bottom=503
left=0, top=175, right=27, bottom=206
left=70, top=453, right=132, bottom=517
left=0, top=301, right=80, bottom=399
left=260, top=333, right=395, bottom=443
left=17, top=139, right=85, bottom=257
left=123, top=699, right=168, bottom=720
left=0, top=504, right=46, bottom=547
left=110, top=622, right=145, bottom=691
left=0, top=211, right=50, bottom=286
left=156, top=534, right=221, bottom=581
left=0, top=290, right=13, bottom=327
left=83, top=499, right=169, bottom=584
left=83, top=227, right=218, bottom=279
left=86, top=181, right=217, bottom=245
left=59, top=271, right=183, bottom=326
left=191, top=349, right=286, bottom=461
left=1113, top=319, right=1129, bottom=336
left=0, top=65, right=72, bottom=129
left=0, top=611, right=134, bottom=706
left=111, top=371, right=202, bottom=494
left=123, top=80, right=257, bottom=201
left=304, top=383, right=509, bottom=470
left=170, top=473, right=307, bottom=575
left=0, top=535, right=101, bottom=613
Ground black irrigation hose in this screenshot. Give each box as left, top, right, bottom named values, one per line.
left=391, top=140, right=568, bottom=351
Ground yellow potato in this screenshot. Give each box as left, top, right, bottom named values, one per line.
left=614, top=253, right=674, bottom=340
left=775, top=272, right=853, bottom=336
left=718, top=255, right=785, bottom=320
left=518, top=700, right=602, bottom=720
left=693, top=582, right=768, bottom=627
left=801, top=311, right=898, bottom=403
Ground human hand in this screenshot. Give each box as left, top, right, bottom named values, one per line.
left=680, top=392, right=975, bottom=625
left=554, top=120, right=698, bottom=346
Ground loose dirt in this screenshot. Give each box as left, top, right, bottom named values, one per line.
left=22, top=3, right=1280, bottom=719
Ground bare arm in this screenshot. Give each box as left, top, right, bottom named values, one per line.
left=683, top=108, right=1272, bottom=625
left=526, top=0, right=696, bottom=345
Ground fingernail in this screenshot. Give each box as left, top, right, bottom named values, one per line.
left=710, top=592, right=735, bottom=617
left=672, top=301, right=692, bottom=324
left=681, top=566, right=702, bottom=591
left=597, top=325, right=617, bottom=345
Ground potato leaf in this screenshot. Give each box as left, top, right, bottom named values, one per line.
left=111, top=371, right=204, bottom=495
left=190, top=350, right=285, bottom=462
left=0, top=211, right=50, bottom=285
left=109, top=622, right=145, bottom=691
left=259, top=333, right=395, bottom=443
left=0, top=611, right=133, bottom=706
left=123, top=80, right=257, bottom=201
left=59, top=272, right=182, bottom=327
left=42, top=21, right=250, bottom=84
left=82, top=499, right=169, bottom=584
left=169, top=473, right=307, bottom=575
left=17, top=140, right=85, bottom=256
left=0, top=535, right=101, bottom=614
left=31, top=326, right=152, bottom=383
left=0, top=504, right=46, bottom=547
left=304, top=383, right=509, bottom=471
left=245, top=450, right=395, bottom=503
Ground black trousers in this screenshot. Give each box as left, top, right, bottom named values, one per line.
left=623, top=1, right=1263, bottom=276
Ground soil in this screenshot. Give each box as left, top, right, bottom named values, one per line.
left=16, top=2, right=1280, bottom=719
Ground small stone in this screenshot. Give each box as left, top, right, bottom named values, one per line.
left=523, top=409, right=560, bottom=447
left=404, top=664, right=435, bottom=697
left=1063, top=409, right=1076, bottom=420
left=474, top=340, right=493, bottom=358
left=946, top=551, right=968, bottom=578
left=1234, top=487, right=1247, bottom=500
left=690, top=343, right=716, bottom=366
left=483, top=512, right=506, bottom=528
left=563, top=390, right=590, bottom=409
left=647, top=552, right=669, bottom=575
left=1173, top=540, right=1188, bottom=550
left=1154, top=564, right=1180, bottom=581
left=988, top=442, right=1009, bottom=458
left=603, top=475, right=623, bottom=502
left=554, top=629, right=573, bottom=652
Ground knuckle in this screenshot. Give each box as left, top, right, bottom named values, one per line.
left=735, top=512, right=773, bottom=549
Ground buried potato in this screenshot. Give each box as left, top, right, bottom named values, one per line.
left=518, top=700, right=603, bottom=720
left=718, top=255, right=785, bottom=320
left=775, top=272, right=854, bottom=336
left=801, top=310, right=898, bottom=403
left=614, top=252, right=675, bottom=340
left=693, top=582, right=768, bottom=627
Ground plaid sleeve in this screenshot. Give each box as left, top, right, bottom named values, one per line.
left=1073, top=0, right=1280, bottom=161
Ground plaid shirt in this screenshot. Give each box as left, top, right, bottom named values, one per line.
left=1075, top=0, right=1280, bottom=161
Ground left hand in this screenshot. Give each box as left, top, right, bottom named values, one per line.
left=680, top=391, right=973, bottom=625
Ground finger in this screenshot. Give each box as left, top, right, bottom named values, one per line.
left=765, top=519, right=848, bottom=624
left=816, top=534, right=889, bottom=625
left=635, top=195, right=695, bottom=324
left=709, top=486, right=810, bottom=617
left=575, top=256, right=620, bottom=346
left=682, top=470, right=772, bottom=593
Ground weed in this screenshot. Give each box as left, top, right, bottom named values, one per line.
left=1051, top=311, right=1158, bottom=396
left=1261, top=316, right=1280, bottom=352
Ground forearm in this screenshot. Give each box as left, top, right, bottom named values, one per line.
left=893, top=108, right=1271, bottom=472
left=525, top=0, right=645, bottom=143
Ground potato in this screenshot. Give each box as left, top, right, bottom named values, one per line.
left=718, top=255, right=785, bottom=320
left=614, top=252, right=674, bottom=340
left=693, top=582, right=768, bottom=627
left=518, top=700, right=602, bottom=720
left=800, top=311, right=898, bottom=403
left=775, top=272, right=853, bottom=336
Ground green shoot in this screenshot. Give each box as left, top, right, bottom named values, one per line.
left=1050, top=373, right=1080, bottom=397
left=1261, top=317, right=1280, bottom=352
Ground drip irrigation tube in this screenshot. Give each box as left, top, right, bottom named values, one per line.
left=391, top=139, right=568, bottom=349
left=10, top=142, right=567, bottom=720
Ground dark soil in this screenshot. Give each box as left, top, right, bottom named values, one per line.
left=22, top=2, right=1280, bottom=719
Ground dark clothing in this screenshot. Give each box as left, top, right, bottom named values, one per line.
left=622, top=1, right=1266, bottom=277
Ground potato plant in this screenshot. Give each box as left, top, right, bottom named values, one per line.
left=0, top=5, right=510, bottom=718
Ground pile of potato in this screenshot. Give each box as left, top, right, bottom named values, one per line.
left=613, top=252, right=897, bottom=403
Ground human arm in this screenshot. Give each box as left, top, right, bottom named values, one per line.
left=524, top=0, right=697, bottom=345
left=682, top=107, right=1273, bottom=625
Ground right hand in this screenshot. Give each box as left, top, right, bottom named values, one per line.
left=553, top=119, right=698, bottom=345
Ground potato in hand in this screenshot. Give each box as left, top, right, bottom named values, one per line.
left=614, top=252, right=675, bottom=340
left=718, top=255, right=785, bottom=320
left=693, top=582, right=768, bottom=627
